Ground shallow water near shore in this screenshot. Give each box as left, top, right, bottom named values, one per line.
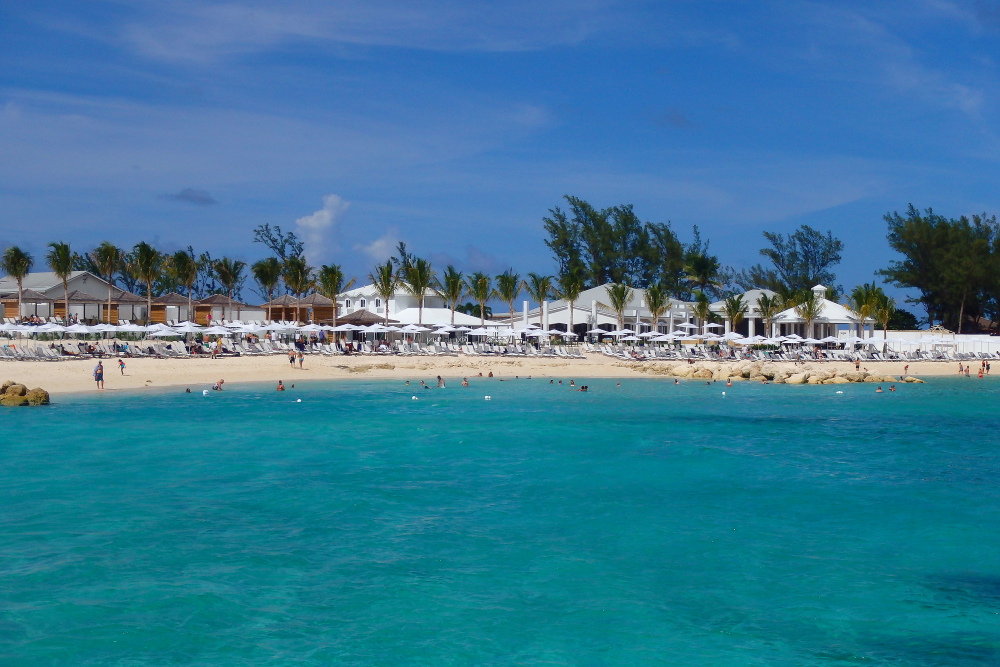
left=2, top=377, right=999, bottom=665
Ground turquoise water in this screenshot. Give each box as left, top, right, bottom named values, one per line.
left=2, top=376, right=999, bottom=665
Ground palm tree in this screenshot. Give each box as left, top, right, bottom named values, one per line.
left=524, top=273, right=554, bottom=328
left=1, top=246, right=33, bottom=322
left=434, top=265, right=465, bottom=325
left=643, top=283, right=670, bottom=334
left=46, top=242, right=73, bottom=324
left=599, top=283, right=634, bottom=332
left=756, top=292, right=784, bottom=338
left=90, top=242, right=122, bottom=324
left=722, top=294, right=748, bottom=332
left=214, top=257, right=247, bottom=321
left=794, top=290, right=823, bottom=339
left=692, top=290, right=712, bottom=330
left=369, top=259, right=399, bottom=326
left=402, top=257, right=434, bottom=326
left=282, top=256, right=314, bottom=324
left=495, top=269, right=521, bottom=325
left=317, top=264, right=355, bottom=326
left=169, top=250, right=198, bottom=323
left=556, top=271, right=586, bottom=336
left=874, top=292, right=896, bottom=353
left=685, top=253, right=722, bottom=295
left=848, top=282, right=880, bottom=339
left=131, top=242, right=163, bottom=324
left=465, top=272, right=493, bottom=326
left=252, top=257, right=283, bottom=323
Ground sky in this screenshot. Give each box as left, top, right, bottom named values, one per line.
left=3, top=0, right=1000, bottom=310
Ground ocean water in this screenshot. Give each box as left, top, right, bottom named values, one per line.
left=2, top=375, right=999, bottom=666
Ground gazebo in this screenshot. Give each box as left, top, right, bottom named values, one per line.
left=1, top=288, right=54, bottom=320
left=771, top=285, right=859, bottom=338
left=338, top=309, right=399, bottom=326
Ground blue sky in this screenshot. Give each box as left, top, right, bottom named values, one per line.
left=2, top=1, right=1000, bottom=308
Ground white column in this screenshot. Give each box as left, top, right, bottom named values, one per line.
left=522, top=300, right=529, bottom=328
left=725, top=319, right=731, bottom=335
left=591, top=300, right=597, bottom=327
left=542, top=300, right=549, bottom=330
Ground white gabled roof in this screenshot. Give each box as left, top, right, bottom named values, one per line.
left=774, top=298, right=859, bottom=324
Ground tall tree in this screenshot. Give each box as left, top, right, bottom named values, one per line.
left=465, top=272, right=493, bottom=326
left=252, top=224, right=304, bottom=262
left=252, top=257, right=283, bottom=323
left=46, top=242, right=74, bottom=324
left=600, top=283, right=634, bottom=332
left=214, top=257, right=247, bottom=321
left=282, top=256, right=314, bottom=323
left=91, top=242, right=122, bottom=324
left=433, top=265, right=465, bottom=326
left=523, top=273, right=554, bottom=328
left=692, top=291, right=712, bottom=330
left=495, top=269, right=521, bottom=325
left=317, top=264, right=355, bottom=326
left=369, top=259, right=399, bottom=326
left=1, top=246, right=33, bottom=323
left=736, top=225, right=844, bottom=299
left=402, top=257, right=434, bottom=326
left=169, top=250, right=198, bottom=323
left=880, top=205, right=996, bottom=330
left=130, top=242, right=163, bottom=324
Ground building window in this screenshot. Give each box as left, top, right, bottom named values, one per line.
left=360, top=299, right=366, bottom=308
left=375, top=299, right=381, bottom=308
left=345, top=299, right=351, bottom=308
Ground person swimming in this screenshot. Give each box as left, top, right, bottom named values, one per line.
left=277, top=380, right=285, bottom=391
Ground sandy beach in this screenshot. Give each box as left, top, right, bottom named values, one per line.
left=0, top=350, right=973, bottom=396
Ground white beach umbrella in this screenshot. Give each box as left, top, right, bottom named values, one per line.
left=676, top=322, right=699, bottom=330
left=703, top=322, right=724, bottom=330
left=173, top=323, right=204, bottom=334
left=638, top=331, right=661, bottom=338
left=330, top=324, right=355, bottom=332
left=454, top=326, right=472, bottom=332
left=64, top=323, right=95, bottom=334
left=466, top=327, right=490, bottom=336
left=608, top=329, right=634, bottom=337
left=400, top=324, right=429, bottom=332
left=37, top=323, right=67, bottom=333
left=298, top=323, right=324, bottom=332
left=116, top=323, right=147, bottom=333
left=147, top=329, right=181, bottom=337
left=586, top=328, right=607, bottom=335
left=202, top=325, right=231, bottom=335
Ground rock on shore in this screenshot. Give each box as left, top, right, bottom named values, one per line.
left=620, top=361, right=925, bottom=384
left=1, top=380, right=50, bottom=406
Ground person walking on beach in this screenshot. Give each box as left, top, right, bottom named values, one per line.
left=118, top=358, right=126, bottom=375
left=289, top=349, right=296, bottom=368
left=297, top=350, right=304, bottom=369
left=93, top=361, right=104, bottom=390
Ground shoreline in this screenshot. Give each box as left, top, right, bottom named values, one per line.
left=0, top=352, right=982, bottom=397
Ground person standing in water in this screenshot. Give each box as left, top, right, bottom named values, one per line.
left=437, top=375, right=445, bottom=388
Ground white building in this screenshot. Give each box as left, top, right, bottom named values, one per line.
left=771, top=285, right=860, bottom=338
left=510, top=283, right=697, bottom=334
left=338, top=284, right=497, bottom=327
left=709, top=288, right=778, bottom=336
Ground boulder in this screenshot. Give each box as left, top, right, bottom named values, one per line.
left=692, top=368, right=714, bottom=379
left=862, top=375, right=881, bottom=383
left=903, top=376, right=925, bottom=383
left=749, top=375, right=767, bottom=383
left=825, top=375, right=851, bottom=384
left=24, top=388, right=50, bottom=406
left=840, top=371, right=864, bottom=382
left=4, top=383, right=27, bottom=396
left=0, top=394, right=29, bottom=407
left=0, top=380, right=15, bottom=394
left=785, top=372, right=809, bottom=385
left=806, top=375, right=824, bottom=384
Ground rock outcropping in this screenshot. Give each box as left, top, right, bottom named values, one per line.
left=620, top=361, right=925, bottom=385
left=1, top=380, right=50, bottom=406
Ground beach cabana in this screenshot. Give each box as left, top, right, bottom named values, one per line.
left=151, top=292, right=193, bottom=324
left=195, top=294, right=251, bottom=325
left=260, top=294, right=300, bottom=323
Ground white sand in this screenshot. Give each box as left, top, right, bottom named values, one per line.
left=0, top=350, right=970, bottom=396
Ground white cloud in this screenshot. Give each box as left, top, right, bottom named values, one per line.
left=354, top=227, right=400, bottom=265
left=295, top=194, right=349, bottom=264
